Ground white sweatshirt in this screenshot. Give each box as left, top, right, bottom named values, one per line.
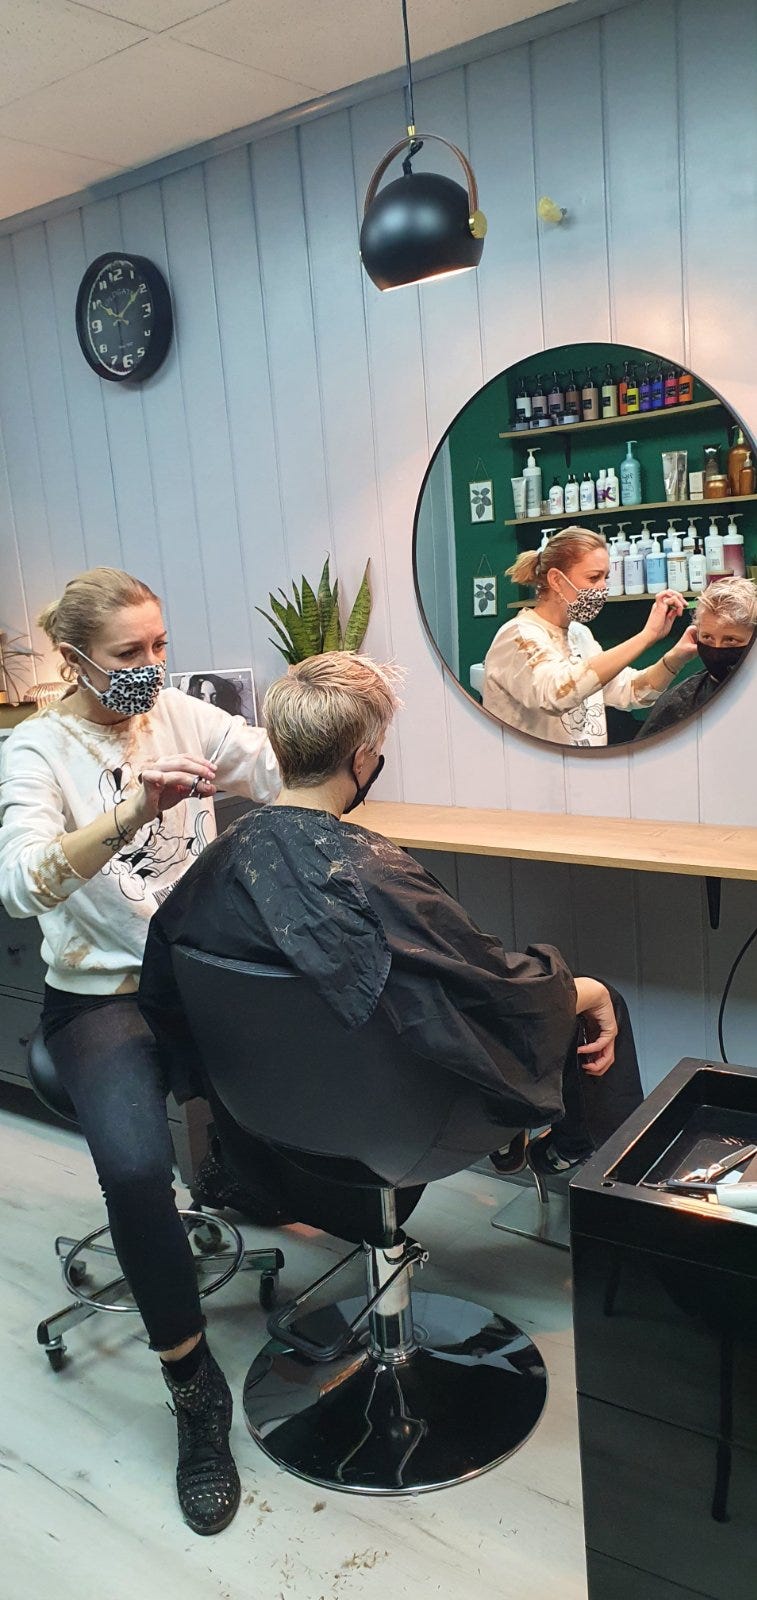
left=483, top=610, right=661, bottom=747
left=0, top=688, right=279, bottom=994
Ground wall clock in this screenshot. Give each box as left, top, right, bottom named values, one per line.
left=75, top=252, right=173, bottom=382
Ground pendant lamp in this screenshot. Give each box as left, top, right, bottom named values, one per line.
left=360, top=0, right=487, bottom=292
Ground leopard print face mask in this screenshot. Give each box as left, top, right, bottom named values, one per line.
left=72, top=647, right=165, bottom=716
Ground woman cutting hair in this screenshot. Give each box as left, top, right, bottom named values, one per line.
left=0, top=567, right=279, bottom=1535
left=483, top=527, right=698, bottom=746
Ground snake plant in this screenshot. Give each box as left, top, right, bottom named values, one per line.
left=257, top=557, right=371, bottom=664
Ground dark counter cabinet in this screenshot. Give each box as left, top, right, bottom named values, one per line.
left=571, top=1057, right=757, bottom=1600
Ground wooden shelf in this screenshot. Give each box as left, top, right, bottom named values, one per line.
left=498, top=399, right=723, bottom=441
left=505, top=494, right=757, bottom=528
left=353, top=801, right=757, bottom=882
left=505, top=592, right=697, bottom=608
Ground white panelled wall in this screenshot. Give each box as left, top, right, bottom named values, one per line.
left=0, top=0, right=756, bottom=1085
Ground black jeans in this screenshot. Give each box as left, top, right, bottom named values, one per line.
left=550, top=985, right=643, bottom=1160
left=42, top=990, right=202, bottom=1352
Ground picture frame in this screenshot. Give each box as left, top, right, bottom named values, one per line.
left=469, top=479, right=494, bottom=522
left=472, top=575, right=497, bottom=617
left=170, top=667, right=258, bottom=725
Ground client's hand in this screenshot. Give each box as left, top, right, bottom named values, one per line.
left=573, top=977, right=618, bottom=1077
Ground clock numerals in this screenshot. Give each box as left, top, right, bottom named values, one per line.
left=77, top=253, right=172, bottom=382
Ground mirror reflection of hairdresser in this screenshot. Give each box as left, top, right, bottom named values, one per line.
left=482, top=527, right=699, bottom=748
left=636, top=577, right=757, bottom=741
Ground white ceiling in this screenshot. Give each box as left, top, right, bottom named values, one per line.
left=0, top=0, right=576, bottom=223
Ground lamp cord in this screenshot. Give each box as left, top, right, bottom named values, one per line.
left=717, top=919, right=757, bottom=1063
left=401, top=0, right=415, bottom=133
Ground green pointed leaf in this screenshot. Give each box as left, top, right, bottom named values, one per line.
left=256, top=607, right=296, bottom=658
left=268, top=637, right=296, bottom=664
left=300, top=576, right=322, bottom=654
left=292, top=580, right=302, bottom=617
left=284, top=603, right=313, bottom=661
left=322, top=606, right=341, bottom=651
left=343, top=561, right=372, bottom=651
left=317, top=557, right=332, bottom=628
left=269, top=594, right=290, bottom=628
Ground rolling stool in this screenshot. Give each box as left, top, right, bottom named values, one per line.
left=27, top=1030, right=284, bottom=1370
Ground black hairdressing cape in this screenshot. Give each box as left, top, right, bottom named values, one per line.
left=635, top=667, right=717, bottom=740
left=138, top=806, right=577, bottom=1123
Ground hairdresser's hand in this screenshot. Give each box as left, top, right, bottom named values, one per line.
left=641, top=589, right=687, bottom=646
left=129, top=754, right=218, bottom=824
left=664, top=623, right=700, bottom=670
left=573, top=976, right=618, bottom=1077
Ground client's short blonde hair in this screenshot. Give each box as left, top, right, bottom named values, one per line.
left=696, top=577, right=757, bottom=630
left=263, top=652, right=401, bottom=788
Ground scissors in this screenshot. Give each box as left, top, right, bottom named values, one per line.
left=187, top=725, right=231, bottom=799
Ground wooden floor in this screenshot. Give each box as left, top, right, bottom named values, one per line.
left=1, top=1095, right=588, bottom=1600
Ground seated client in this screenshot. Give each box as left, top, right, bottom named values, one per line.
left=636, top=576, right=757, bottom=741
left=139, top=653, right=643, bottom=1203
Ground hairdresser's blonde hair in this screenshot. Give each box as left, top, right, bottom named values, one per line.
left=695, top=577, right=757, bottom=630
left=507, top=526, right=607, bottom=593
left=37, top=568, right=161, bottom=680
left=263, top=652, right=401, bottom=788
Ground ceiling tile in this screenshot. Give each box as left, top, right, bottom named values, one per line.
left=0, top=37, right=317, bottom=168
left=66, top=0, right=231, bottom=29
left=0, top=0, right=146, bottom=108
left=0, top=136, right=120, bottom=219
left=171, top=0, right=566, bottom=93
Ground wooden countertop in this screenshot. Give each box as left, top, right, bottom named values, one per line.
left=356, top=802, right=757, bottom=882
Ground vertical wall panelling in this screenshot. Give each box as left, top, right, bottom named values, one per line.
left=0, top=430, right=33, bottom=696
left=116, top=180, right=203, bottom=667
left=0, top=237, right=58, bottom=675
left=44, top=210, right=122, bottom=572
left=351, top=88, right=454, bottom=804
left=297, top=108, right=402, bottom=799
left=202, top=146, right=289, bottom=692
left=79, top=199, right=162, bottom=610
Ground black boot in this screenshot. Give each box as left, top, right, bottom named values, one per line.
left=162, top=1347, right=241, bottom=1535
left=191, top=1131, right=293, bottom=1226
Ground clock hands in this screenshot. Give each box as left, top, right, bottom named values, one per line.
left=113, top=286, right=140, bottom=323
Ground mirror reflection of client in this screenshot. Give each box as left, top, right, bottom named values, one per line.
left=482, top=527, right=698, bottom=747
left=140, top=652, right=645, bottom=1222
left=635, top=576, right=757, bottom=741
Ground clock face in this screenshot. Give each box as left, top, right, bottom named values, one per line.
left=75, top=253, right=173, bottom=382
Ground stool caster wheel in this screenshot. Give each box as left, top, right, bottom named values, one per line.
left=45, top=1340, right=67, bottom=1372
left=259, top=1271, right=278, bottom=1311
left=68, top=1261, right=88, bottom=1288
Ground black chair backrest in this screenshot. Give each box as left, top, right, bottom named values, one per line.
left=171, top=947, right=515, bottom=1189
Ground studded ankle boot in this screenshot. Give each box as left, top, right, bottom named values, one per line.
left=162, top=1347, right=241, bottom=1535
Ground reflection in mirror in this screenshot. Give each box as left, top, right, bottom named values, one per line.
left=413, top=341, right=757, bottom=750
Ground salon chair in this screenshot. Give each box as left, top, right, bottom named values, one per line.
left=170, top=945, right=550, bottom=1496
left=26, top=1030, right=284, bottom=1371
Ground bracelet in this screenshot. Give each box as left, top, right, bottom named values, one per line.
left=661, top=653, right=677, bottom=676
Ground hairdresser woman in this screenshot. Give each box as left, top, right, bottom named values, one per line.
left=0, top=567, right=279, bottom=1536
left=483, top=527, right=698, bottom=746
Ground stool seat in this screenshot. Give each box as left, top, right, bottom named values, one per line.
left=27, top=1030, right=77, bottom=1124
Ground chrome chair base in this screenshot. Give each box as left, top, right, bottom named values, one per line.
left=243, top=1289, right=547, bottom=1494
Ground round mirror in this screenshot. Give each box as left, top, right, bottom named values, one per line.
left=414, top=341, right=757, bottom=750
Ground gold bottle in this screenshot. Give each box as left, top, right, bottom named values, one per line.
left=728, top=425, right=750, bottom=497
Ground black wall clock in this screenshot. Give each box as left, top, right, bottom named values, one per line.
left=75, top=252, right=173, bottom=382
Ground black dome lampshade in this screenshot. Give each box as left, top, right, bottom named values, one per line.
left=360, top=132, right=487, bottom=292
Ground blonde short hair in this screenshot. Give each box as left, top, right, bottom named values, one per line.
left=263, top=652, right=400, bottom=788
left=37, top=567, right=160, bottom=680
left=695, top=577, right=757, bottom=630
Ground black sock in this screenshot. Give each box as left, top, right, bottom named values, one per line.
left=161, top=1332, right=207, bottom=1385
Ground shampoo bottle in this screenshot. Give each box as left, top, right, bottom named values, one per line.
left=683, top=516, right=700, bottom=556
left=601, top=364, right=618, bottom=418
left=564, top=472, right=580, bottom=515
left=548, top=370, right=564, bottom=421
left=564, top=369, right=581, bottom=419
left=638, top=520, right=655, bottom=558
left=620, top=440, right=642, bottom=506
left=646, top=536, right=667, bottom=595
left=664, top=366, right=679, bottom=407
left=678, top=368, right=694, bottom=405
left=728, top=426, right=749, bottom=497
left=663, top=517, right=682, bottom=554
left=582, top=368, right=599, bottom=421
left=687, top=540, right=707, bottom=593
left=531, top=375, right=548, bottom=421
left=651, top=363, right=665, bottom=410
left=625, top=365, right=640, bottom=414
left=624, top=534, right=646, bottom=596
left=580, top=470, right=596, bottom=511
left=704, top=515, right=726, bottom=574
left=595, top=467, right=608, bottom=505
left=524, top=447, right=543, bottom=518
left=548, top=476, right=564, bottom=515
left=615, top=522, right=632, bottom=557
left=667, top=533, right=689, bottom=593
left=724, top=513, right=746, bottom=576
left=515, top=377, right=532, bottom=423
left=639, top=363, right=653, bottom=412
left=605, top=466, right=620, bottom=508
left=618, top=361, right=630, bottom=415
left=608, top=536, right=625, bottom=596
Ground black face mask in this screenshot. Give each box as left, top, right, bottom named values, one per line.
left=344, top=753, right=385, bottom=814
left=697, top=643, right=747, bottom=683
